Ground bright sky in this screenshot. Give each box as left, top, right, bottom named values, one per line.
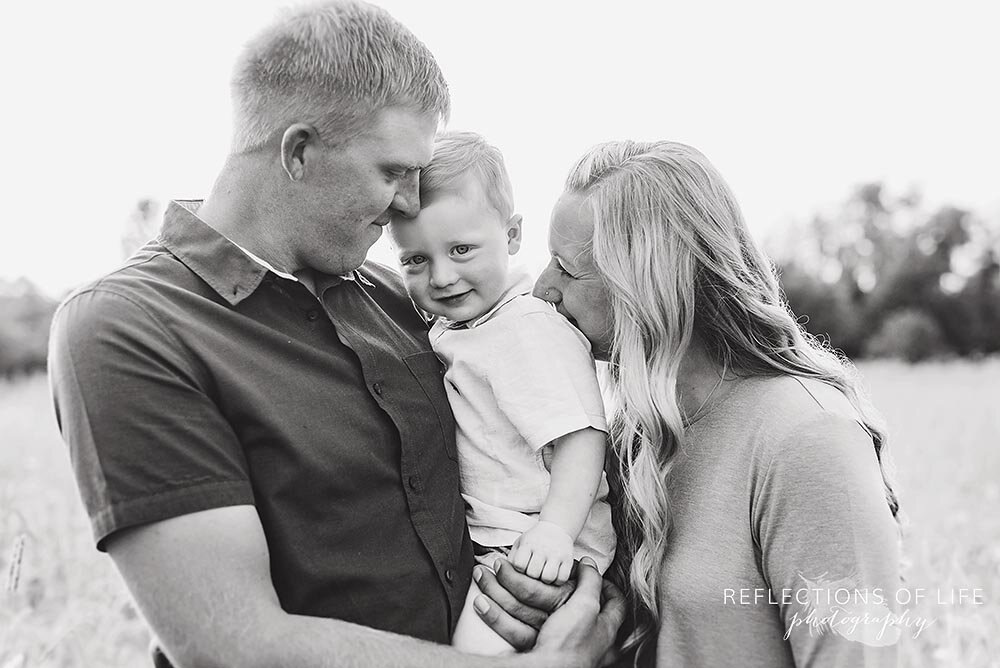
left=2, top=0, right=997, bottom=297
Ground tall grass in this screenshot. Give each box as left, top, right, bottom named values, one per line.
left=861, top=359, right=1000, bottom=666
left=0, top=375, right=149, bottom=667
left=1, top=361, right=998, bottom=666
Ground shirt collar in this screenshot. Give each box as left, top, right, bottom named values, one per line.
left=159, top=200, right=371, bottom=306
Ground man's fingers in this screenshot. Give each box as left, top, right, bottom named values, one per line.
left=474, top=564, right=549, bottom=629
left=599, top=575, right=624, bottom=606
left=473, top=593, right=538, bottom=651
left=597, top=575, right=627, bottom=636
left=575, top=557, right=602, bottom=590
left=531, top=557, right=625, bottom=662
left=495, top=558, right=575, bottom=611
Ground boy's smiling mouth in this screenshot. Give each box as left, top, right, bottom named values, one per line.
left=435, top=290, right=472, bottom=306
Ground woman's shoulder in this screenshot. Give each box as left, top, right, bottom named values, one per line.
left=725, top=375, right=857, bottom=422
left=725, top=375, right=873, bottom=462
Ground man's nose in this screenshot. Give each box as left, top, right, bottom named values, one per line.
left=390, top=173, right=420, bottom=218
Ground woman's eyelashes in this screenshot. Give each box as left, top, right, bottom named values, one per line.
left=552, top=257, right=573, bottom=278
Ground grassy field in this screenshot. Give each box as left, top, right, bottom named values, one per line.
left=1, top=360, right=998, bottom=666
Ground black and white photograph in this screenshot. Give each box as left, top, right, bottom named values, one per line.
left=1, top=1, right=998, bottom=666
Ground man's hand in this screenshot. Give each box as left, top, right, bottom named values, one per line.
left=476, top=557, right=625, bottom=666
left=509, top=520, right=576, bottom=584
left=471, top=557, right=574, bottom=649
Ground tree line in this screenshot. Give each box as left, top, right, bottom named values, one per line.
left=1, top=188, right=998, bottom=377
left=774, top=183, right=999, bottom=362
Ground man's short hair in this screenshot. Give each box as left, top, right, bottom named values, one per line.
left=231, top=0, right=450, bottom=153
left=419, top=132, right=514, bottom=219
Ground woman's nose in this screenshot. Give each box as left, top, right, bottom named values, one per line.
left=533, top=272, right=562, bottom=304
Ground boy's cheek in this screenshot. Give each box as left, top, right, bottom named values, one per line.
left=407, top=285, right=434, bottom=312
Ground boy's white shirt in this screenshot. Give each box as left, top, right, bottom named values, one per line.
left=429, top=269, right=615, bottom=571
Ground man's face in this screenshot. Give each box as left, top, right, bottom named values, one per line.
left=289, top=107, right=438, bottom=275
left=389, top=180, right=521, bottom=323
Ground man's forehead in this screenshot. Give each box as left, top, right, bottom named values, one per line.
left=360, top=107, right=437, bottom=159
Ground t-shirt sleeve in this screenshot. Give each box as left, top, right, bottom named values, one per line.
left=752, top=411, right=901, bottom=667
left=48, top=288, right=254, bottom=551
left=481, top=309, right=607, bottom=450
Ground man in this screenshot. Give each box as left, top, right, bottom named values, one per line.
left=48, top=2, right=622, bottom=666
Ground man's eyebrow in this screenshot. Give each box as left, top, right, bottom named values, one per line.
left=384, top=162, right=424, bottom=172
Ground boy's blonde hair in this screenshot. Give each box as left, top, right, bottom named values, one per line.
left=231, top=0, right=450, bottom=153
left=418, top=132, right=514, bottom=219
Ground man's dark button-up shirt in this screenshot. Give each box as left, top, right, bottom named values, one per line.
left=49, top=201, right=473, bottom=643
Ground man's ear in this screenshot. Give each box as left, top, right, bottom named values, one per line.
left=280, top=123, right=319, bottom=181
left=506, top=214, right=523, bottom=255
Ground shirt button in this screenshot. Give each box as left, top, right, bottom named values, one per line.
left=372, top=382, right=383, bottom=396
left=407, top=475, right=419, bottom=491
left=306, top=309, right=319, bottom=321
left=445, top=569, right=454, bottom=583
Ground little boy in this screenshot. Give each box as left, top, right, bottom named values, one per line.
left=387, top=132, right=615, bottom=654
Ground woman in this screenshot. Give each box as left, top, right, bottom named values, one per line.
left=532, top=141, right=902, bottom=667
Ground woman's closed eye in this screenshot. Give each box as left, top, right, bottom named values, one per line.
left=552, top=257, right=573, bottom=278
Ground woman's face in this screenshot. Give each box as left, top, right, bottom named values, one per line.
left=532, top=192, right=614, bottom=360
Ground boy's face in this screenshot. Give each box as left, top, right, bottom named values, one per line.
left=389, top=180, right=521, bottom=322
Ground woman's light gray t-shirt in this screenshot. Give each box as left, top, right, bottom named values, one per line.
left=655, top=375, right=900, bottom=667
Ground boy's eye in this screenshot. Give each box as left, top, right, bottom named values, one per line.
left=402, top=255, right=427, bottom=266
left=453, top=245, right=472, bottom=256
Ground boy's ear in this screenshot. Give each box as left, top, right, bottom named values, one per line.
left=505, top=214, right=523, bottom=255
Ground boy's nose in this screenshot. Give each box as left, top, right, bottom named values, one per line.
left=429, top=263, right=459, bottom=289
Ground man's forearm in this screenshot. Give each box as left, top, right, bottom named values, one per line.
left=235, top=611, right=565, bottom=668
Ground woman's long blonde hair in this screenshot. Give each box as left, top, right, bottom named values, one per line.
left=564, top=141, right=900, bottom=658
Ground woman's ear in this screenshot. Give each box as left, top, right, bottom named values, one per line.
left=280, top=123, right=319, bottom=181
left=506, top=214, right=523, bottom=255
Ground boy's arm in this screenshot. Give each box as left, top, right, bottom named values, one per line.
left=509, top=427, right=607, bottom=583
left=540, top=427, right=607, bottom=540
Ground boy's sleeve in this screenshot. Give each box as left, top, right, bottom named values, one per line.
left=49, top=288, right=254, bottom=551
left=482, top=308, right=607, bottom=450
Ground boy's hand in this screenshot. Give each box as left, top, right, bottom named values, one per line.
left=509, top=520, right=575, bottom=584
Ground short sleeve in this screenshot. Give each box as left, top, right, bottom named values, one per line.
left=48, top=288, right=254, bottom=550
left=752, top=411, right=901, bottom=666
left=480, top=309, right=607, bottom=450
